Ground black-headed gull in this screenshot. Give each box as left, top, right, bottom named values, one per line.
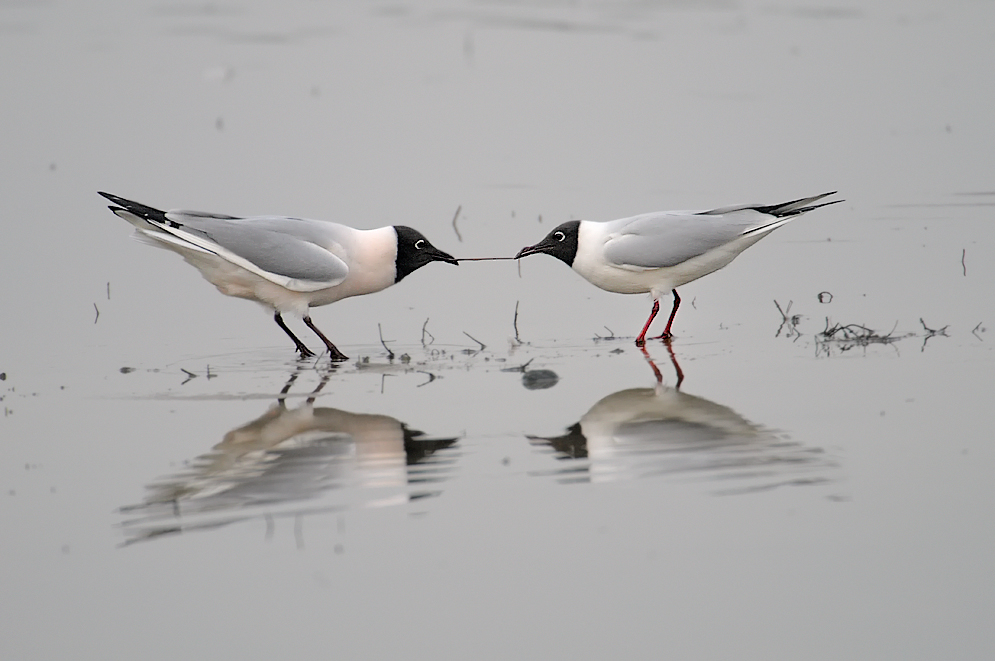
left=100, top=192, right=458, bottom=360
left=515, top=192, right=842, bottom=344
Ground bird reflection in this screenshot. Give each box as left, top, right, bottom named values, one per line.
left=529, top=344, right=834, bottom=492
left=120, top=369, right=458, bottom=544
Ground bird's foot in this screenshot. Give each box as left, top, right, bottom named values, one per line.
left=648, top=332, right=673, bottom=342
left=327, top=348, right=349, bottom=362
left=296, top=345, right=316, bottom=359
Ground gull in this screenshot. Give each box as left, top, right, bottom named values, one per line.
left=99, top=192, right=458, bottom=360
left=515, top=192, right=842, bottom=344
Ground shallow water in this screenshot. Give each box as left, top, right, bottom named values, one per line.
left=2, top=1, right=994, bottom=659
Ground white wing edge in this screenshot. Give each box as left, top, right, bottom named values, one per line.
left=121, top=210, right=346, bottom=293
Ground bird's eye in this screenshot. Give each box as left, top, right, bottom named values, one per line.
left=554, top=231, right=565, bottom=242
left=414, top=239, right=425, bottom=250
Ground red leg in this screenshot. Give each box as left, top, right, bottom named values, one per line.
left=649, top=289, right=681, bottom=340
left=634, top=299, right=660, bottom=347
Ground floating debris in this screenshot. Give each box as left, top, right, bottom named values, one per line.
left=523, top=369, right=558, bottom=390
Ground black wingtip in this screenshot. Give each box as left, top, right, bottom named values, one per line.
left=98, top=192, right=169, bottom=224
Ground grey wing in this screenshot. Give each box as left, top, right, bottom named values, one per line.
left=161, top=212, right=350, bottom=291
left=601, top=210, right=766, bottom=268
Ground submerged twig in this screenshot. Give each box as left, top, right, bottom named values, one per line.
left=816, top=317, right=907, bottom=356
left=451, top=205, right=463, bottom=242
left=962, top=248, right=967, bottom=276
left=774, top=299, right=802, bottom=339
left=500, top=357, right=534, bottom=373
left=512, top=301, right=522, bottom=344
left=416, top=371, right=437, bottom=387
left=919, top=318, right=949, bottom=335
left=180, top=368, right=197, bottom=385
left=919, top=318, right=950, bottom=352
left=377, top=323, right=395, bottom=360
left=972, top=322, right=984, bottom=340
left=421, top=318, right=434, bottom=347
left=93, top=303, right=99, bottom=324
left=463, top=331, right=486, bottom=351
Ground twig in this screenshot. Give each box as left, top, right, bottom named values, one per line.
left=462, top=331, right=486, bottom=351
left=817, top=317, right=907, bottom=354
left=180, top=368, right=197, bottom=385
left=972, top=322, right=984, bottom=340
left=93, top=303, right=99, bottom=324
left=919, top=318, right=949, bottom=335
left=603, top=326, right=615, bottom=339
left=500, top=357, right=534, bottom=373
left=378, top=323, right=395, bottom=360
left=774, top=299, right=802, bottom=339
left=962, top=248, right=967, bottom=276
left=512, top=301, right=521, bottom=343
left=421, top=318, right=434, bottom=347
left=451, top=205, right=463, bottom=242
left=416, top=371, right=437, bottom=387
left=919, top=318, right=950, bottom=351
left=107, top=282, right=111, bottom=300
left=458, top=257, right=516, bottom=261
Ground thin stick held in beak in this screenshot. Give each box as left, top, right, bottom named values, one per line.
left=457, top=257, right=517, bottom=261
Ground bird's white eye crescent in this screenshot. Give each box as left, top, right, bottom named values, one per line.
left=554, top=231, right=565, bottom=242
left=414, top=239, right=425, bottom=250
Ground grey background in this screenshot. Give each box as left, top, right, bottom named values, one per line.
left=1, top=1, right=993, bottom=659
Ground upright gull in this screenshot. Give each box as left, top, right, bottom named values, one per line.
left=515, top=192, right=842, bottom=344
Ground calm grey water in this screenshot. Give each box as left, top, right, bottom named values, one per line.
left=2, top=1, right=994, bottom=659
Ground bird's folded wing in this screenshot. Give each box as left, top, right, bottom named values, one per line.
left=602, top=211, right=764, bottom=269
left=159, top=212, right=350, bottom=292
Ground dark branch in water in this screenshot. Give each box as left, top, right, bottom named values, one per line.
left=962, top=248, right=967, bottom=276
left=919, top=318, right=949, bottom=335
left=593, top=326, right=622, bottom=342
left=774, top=299, right=802, bottom=340
left=817, top=317, right=908, bottom=356
left=94, top=303, right=99, bottom=324
left=180, top=368, right=197, bottom=385
left=500, top=358, right=534, bottom=373
left=421, top=318, right=434, bottom=347
left=463, top=331, right=486, bottom=351
left=919, top=318, right=950, bottom=352
left=378, top=323, right=394, bottom=360
left=972, top=322, right=985, bottom=340
left=452, top=205, right=463, bottom=242
left=512, top=301, right=522, bottom=344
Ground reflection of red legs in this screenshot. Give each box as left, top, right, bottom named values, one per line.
left=639, top=339, right=684, bottom=389
left=648, top=289, right=680, bottom=341
left=634, top=300, right=660, bottom=347
left=663, top=338, right=684, bottom=389
left=638, top=346, right=664, bottom=383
